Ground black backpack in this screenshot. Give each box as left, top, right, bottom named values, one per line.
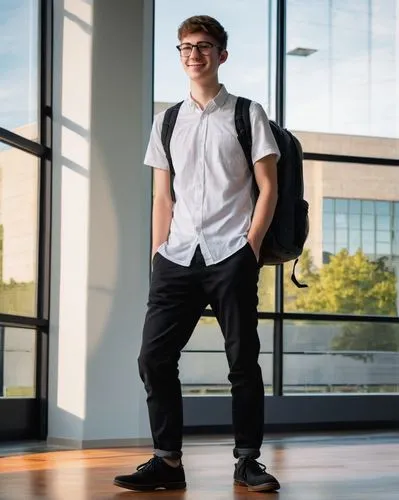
left=161, top=97, right=309, bottom=287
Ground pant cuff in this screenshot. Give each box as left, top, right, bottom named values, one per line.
left=233, top=447, right=260, bottom=459
left=154, top=448, right=182, bottom=459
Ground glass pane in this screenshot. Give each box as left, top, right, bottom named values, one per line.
left=362, top=215, right=375, bottom=230
left=376, top=201, right=390, bottom=216
left=324, top=198, right=334, bottom=212
left=258, top=266, right=275, bottom=312
left=286, top=161, right=399, bottom=316
left=376, top=242, right=390, bottom=256
left=335, top=213, right=348, bottom=229
left=286, top=0, right=399, bottom=157
left=1, top=327, right=36, bottom=398
left=349, top=200, right=361, bottom=214
left=376, top=215, right=390, bottom=231
left=349, top=231, right=361, bottom=254
left=0, top=145, right=38, bottom=316
left=0, top=0, right=39, bottom=141
left=349, top=214, right=361, bottom=229
left=335, top=229, right=348, bottom=247
left=362, top=201, right=375, bottom=215
left=323, top=228, right=334, bottom=244
left=335, top=199, right=348, bottom=213
left=154, top=0, right=276, bottom=118
left=180, top=319, right=273, bottom=395
left=323, top=213, right=334, bottom=230
left=362, top=231, right=375, bottom=255
left=284, top=321, right=399, bottom=394
left=323, top=243, right=334, bottom=258
left=377, top=231, right=390, bottom=244
left=393, top=239, right=399, bottom=257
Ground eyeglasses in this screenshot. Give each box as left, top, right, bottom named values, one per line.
left=176, top=41, right=221, bottom=57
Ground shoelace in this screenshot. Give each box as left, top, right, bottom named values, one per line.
left=241, top=457, right=267, bottom=473
left=136, top=455, right=163, bottom=472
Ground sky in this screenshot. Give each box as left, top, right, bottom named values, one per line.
left=0, top=0, right=397, bottom=140
left=155, top=0, right=399, bottom=139
left=0, top=0, right=38, bottom=134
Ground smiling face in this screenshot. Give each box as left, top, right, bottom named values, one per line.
left=178, top=31, right=228, bottom=85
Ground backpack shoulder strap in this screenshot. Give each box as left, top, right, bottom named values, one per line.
left=161, top=101, right=183, bottom=201
left=161, top=102, right=183, bottom=176
left=235, top=97, right=253, bottom=173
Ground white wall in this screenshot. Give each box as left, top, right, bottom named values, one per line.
left=48, top=0, right=153, bottom=447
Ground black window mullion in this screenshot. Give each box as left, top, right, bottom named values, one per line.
left=0, top=326, right=4, bottom=398
left=34, top=0, right=53, bottom=440
left=273, top=0, right=287, bottom=397
left=0, top=127, right=46, bottom=158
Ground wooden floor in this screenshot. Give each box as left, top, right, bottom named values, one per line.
left=0, top=433, right=398, bottom=499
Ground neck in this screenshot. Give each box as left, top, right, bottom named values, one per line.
left=190, top=80, right=222, bottom=110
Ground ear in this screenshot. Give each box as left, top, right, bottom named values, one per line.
left=219, top=49, right=228, bottom=65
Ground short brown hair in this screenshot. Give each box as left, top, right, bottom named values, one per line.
left=178, top=15, right=228, bottom=50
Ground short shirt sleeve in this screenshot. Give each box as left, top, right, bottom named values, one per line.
left=143, top=110, right=169, bottom=170
left=249, top=101, right=281, bottom=165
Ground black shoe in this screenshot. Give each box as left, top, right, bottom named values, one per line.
left=113, top=455, right=186, bottom=491
left=234, top=457, right=280, bottom=492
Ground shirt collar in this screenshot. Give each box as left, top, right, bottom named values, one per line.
left=187, top=84, right=229, bottom=112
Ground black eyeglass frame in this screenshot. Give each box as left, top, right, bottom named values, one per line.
left=176, top=41, right=223, bottom=56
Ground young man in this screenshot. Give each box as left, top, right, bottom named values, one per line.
left=114, top=15, right=280, bottom=493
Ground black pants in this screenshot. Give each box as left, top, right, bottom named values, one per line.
left=138, top=244, right=264, bottom=459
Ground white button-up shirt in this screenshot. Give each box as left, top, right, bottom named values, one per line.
left=144, top=85, right=280, bottom=267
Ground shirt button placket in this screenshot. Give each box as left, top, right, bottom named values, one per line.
left=194, top=114, right=204, bottom=233
left=198, top=114, right=207, bottom=234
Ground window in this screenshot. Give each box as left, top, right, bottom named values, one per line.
left=0, top=0, right=48, bottom=440
left=285, top=161, right=399, bottom=318
left=0, top=147, right=39, bottom=316
left=0, top=327, right=36, bottom=398
left=181, top=320, right=274, bottom=395
left=0, top=0, right=40, bottom=142
left=154, top=1, right=399, bottom=404
left=154, top=0, right=276, bottom=117
left=284, top=320, right=399, bottom=394
left=323, top=197, right=399, bottom=261
left=286, top=0, right=399, bottom=157
left=154, top=0, right=277, bottom=395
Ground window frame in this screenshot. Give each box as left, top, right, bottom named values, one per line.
left=181, top=0, right=399, bottom=408
left=0, top=0, right=52, bottom=441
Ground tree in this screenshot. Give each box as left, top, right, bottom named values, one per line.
left=285, top=248, right=316, bottom=311
left=285, top=249, right=398, bottom=360
left=0, top=279, right=35, bottom=316
left=290, top=249, right=397, bottom=316
left=0, top=225, right=35, bottom=316
left=331, top=322, right=399, bottom=362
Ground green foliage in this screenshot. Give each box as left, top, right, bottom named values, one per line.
left=258, top=266, right=275, bottom=312
left=0, top=226, right=35, bottom=316
left=331, top=323, right=399, bottom=362
left=289, top=249, right=397, bottom=316
left=285, top=248, right=398, bottom=361
left=0, top=279, right=35, bottom=316
left=285, top=248, right=317, bottom=311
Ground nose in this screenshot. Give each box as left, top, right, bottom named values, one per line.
left=189, top=45, right=202, bottom=59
